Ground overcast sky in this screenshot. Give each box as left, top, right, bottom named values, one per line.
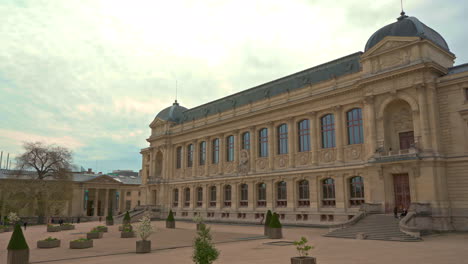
left=0, top=0, right=467, bottom=174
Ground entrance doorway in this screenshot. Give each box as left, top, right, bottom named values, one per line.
left=399, top=131, right=414, bottom=150
left=393, top=173, right=411, bottom=211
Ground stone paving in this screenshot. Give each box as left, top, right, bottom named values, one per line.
left=1, top=220, right=467, bottom=263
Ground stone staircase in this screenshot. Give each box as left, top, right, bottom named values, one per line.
left=324, top=214, right=421, bottom=242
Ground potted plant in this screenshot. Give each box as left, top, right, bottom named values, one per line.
left=106, top=209, right=114, bottom=226
left=96, top=225, right=108, bottom=232
left=61, top=223, right=75, bottom=230
left=86, top=228, right=104, bottom=239
left=7, top=212, right=20, bottom=225
left=268, top=213, right=282, bottom=239
left=136, top=213, right=153, bottom=253
left=121, top=224, right=135, bottom=238
left=193, top=214, right=205, bottom=230
left=37, top=237, right=61, bottom=248
left=7, top=224, right=29, bottom=264
left=47, top=224, right=61, bottom=232
left=166, top=210, right=175, bottom=229
left=291, top=237, right=315, bottom=264
left=264, top=210, right=272, bottom=236
left=192, top=223, right=219, bottom=264
left=69, top=238, right=93, bottom=249
left=123, top=211, right=131, bottom=225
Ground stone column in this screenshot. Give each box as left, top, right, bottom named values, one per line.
left=181, top=143, right=186, bottom=179
left=216, top=183, right=222, bottom=210
left=79, top=187, right=85, bottom=216
left=93, top=189, right=99, bottom=217
left=249, top=126, right=256, bottom=173
left=309, top=176, right=318, bottom=211
left=417, top=84, right=431, bottom=152
left=192, top=140, right=197, bottom=178
left=267, top=122, right=274, bottom=170
left=248, top=180, right=255, bottom=210
left=288, top=117, right=296, bottom=168
left=334, top=174, right=346, bottom=213
left=287, top=178, right=294, bottom=209
left=234, top=130, right=240, bottom=172
left=232, top=182, right=238, bottom=210
left=364, top=96, right=377, bottom=159
left=189, top=186, right=195, bottom=210
left=219, top=134, right=225, bottom=175
left=267, top=179, right=274, bottom=209
left=205, top=137, right=210, bottom=176
left=203, top=184, right=209, bottom=209
left=334, top=106, right=344, bottom=163
left=309, top=112, right=319, bottom=165
left=104, top=188, right=109, bottom=216
left=426, top=83, right=441, bottom=154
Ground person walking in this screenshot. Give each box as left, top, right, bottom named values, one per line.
left=393, top=206, right=398, bottom=218
left=23, top=221, right=27, bottom=230
left=77, top=217, right=80, bottom=224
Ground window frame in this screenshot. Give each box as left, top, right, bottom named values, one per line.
left=277, top=124, right=288, bottom=155
left=173, top=189, right=179, bottom=207
left=199, top=141, right=206, bottom=165
left=276, top=181, right=287, bottom=207
left=298, top=180, right=310, bottom=207
left=257, top=183, right=266, bottom=207
left=212, top=138, right=220, bottom=164
left=187, top=144, right=194, bottom=167
left=322, top=178, right=336, bottom=207
left=321, top=114, right=336, bottom=148
left=196, top=187, right=203, bottom=207
left=298, top=119, right=311, bottom=152
left=347, top=108, right=364, bottom=145
left=226, top=135, right=235, bottom=162
left=209, top=186, right=216, bottom=207
left=184, top=188, right=190, bottom=207
left=349, top=176, right=365, bottom=206
left=242, top=132, right=250, bottom=150
left=258, top=128, right=268, bottom=157
left=240, top=184, right=248, bottom=207
left=176, top=146, right=182, bottom=169
left=224, top=185, right=232, bottom=207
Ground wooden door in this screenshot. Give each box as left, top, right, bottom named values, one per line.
left=393, top=173, right=411, bottom=211
left=399, top=131, right=414, bottom=150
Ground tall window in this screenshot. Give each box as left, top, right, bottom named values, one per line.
left=321, top=114, right=336, bottom=148
left=276, top=181, right=287, bottom=207
left=349, top=176, right=365, bottom=206
left=199, top=141, right=206, bottom=165
left=259, top=128, right=268, bottom=157
left=322, top=178, right=336, bottom=206
left=196, top=187, right=203, bottom=207
left=173, top=189, right=179, bottom=207
left=187, top=144, right=194, bottom=167
left=209, top=186, right=216, bottom=207
left=277, top=124, right=288, bottom=154
left=298, top=119, right=310, bottom=152
left=257, top=183, right=266, bottom=207
left=184, top=188, right=190, bottom=207
left=240, top=184, right=248, bottom=207
left=298, top=180, right=310, bottom=207
left=212, top=138, right=219, bottom=164
left=242, top=132, right=250, bottom=150
left=176, top=146, right=182, bottom=169
left=226, top=135, right=234, bottom=162
left=224, top=185, right=231, bottom=207
left=347, top=108, right=364, bottom=144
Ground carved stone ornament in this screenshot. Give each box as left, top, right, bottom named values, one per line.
left=256, top=158, right=267, bottom=170
left=277, top=155, right=288, bottom=168
left=297, top=152, right=309, bottom=166
left=391, top=165, right=404, bottom=174
left=209, top=165, right=218, bottom=175
left=225, top=162, right=234, bottom=173
left=321, top=150, right=335, bottom=163
left=186, top=169, right=192, bottom=178
left=345, top=146, right=361, bottom=160
left=198, top=167, right=205, bottom=177
left=238, top=150, right=249, bottom=175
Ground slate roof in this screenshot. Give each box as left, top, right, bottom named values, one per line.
left=365, top=14, right=450, bottom=53
left=448, top=63, right=468, bottom=75
left=156, top=52, right=362, bottom=124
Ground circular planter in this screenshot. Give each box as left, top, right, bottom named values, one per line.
left=86, top=232, right=103, bottom=239
left=268, top=227, right=283, bottom=239
left=47, top=226, right=61, bottom=232
left=61, top=225, right=75, bottom=231
left=291, top=256, right=316, bottom=264
left=264, top=226, right=270, bottom=236
left=37, top=239, right=61, bottom=248
left=96, top=226, right=108, bottom=232
left=106, top=219, right=114, bottom=226
left=136, top=240, right=151, bottom=253
left=121, top=231, right=135, bottom=238
left=166, top=221, right=175, bottom=229
left=7, top=248, right=29, bottom=264
left=70, top=240, right=93, bottom=249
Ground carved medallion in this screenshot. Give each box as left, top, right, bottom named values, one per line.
left=238, top=150, right=249, bottom=175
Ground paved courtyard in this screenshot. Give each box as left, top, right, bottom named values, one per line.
left=1, top=221, right=467, bottom=263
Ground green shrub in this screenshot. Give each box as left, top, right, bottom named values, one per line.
left=269, top=213, right=282, bottom=228
left=43, top=237, right=58, bottom=241
left=192, top=223, right=219, bottom=264
left=123, top=211, right=131, bottom=223
left=62, top=223, right=73, bottom=227
left=293, top=237, right=313, bottom=257
left=90, top=228, right=101, bottom=233
left=123, top=224, right=133, bottom=232
left=7, top=224, right=29, bottom=250
left=166, top=210, right=175, bottom=222
left=106, top=209, right=113, bottom=221
left=72, top=238, right=90, bottom=242
left=264, top=210, right=272, bottom=227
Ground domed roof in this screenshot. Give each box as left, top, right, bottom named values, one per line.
left=156, top=100, right=188, bottom=123
left=365, top=12, right=449, bottom=52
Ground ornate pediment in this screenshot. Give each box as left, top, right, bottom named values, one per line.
left=363, top=36, right=419, bottom=58
left=149, top=118, right=167, bottom=129
left=85, top=175, right=122, bottom=184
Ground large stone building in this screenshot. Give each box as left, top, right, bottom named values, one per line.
left=139, top=13, right=468, bottom=231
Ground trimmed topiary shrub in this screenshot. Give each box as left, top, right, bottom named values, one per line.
left=265, top=210, right=272, bottom=227
left=7, top=224, right=29, bottom=250
left=123, top=211, right=131, bottom=224
left=192, top=223, right=219, bottom=264
left=166, top=210, right=175, bottom=222
left=269, top=213, right=282, bottom=228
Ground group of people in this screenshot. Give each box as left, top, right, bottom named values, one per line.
left=394, top=206, right=408, bottom=219
left=50, top=217, right=81, bottom=225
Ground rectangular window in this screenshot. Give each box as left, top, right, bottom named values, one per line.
left=212, top=138, right=219, bottom=164
left=321, top=114, right=336, bottom=148
left=277, top=124, right=288, bottom=154
left=242, top=132, right=250, bottom=150
left=176, top=146, right=182, bottom=169
left=298, top=119, right=310, bottom=152
left=226, top=135, right=234, bottom=162
left=347, top=108, right=364, bottom=145
left=199, top=141, right=206, bottom=165
left=210, top=186, right=217, bottom=207
left=187, top=144, right=193, bottom=167
left=259, top=128, right=268, bottom=157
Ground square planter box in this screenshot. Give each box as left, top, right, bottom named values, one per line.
left=119, top=225, right=133, bottom=231
left=166, top=221, right=175, bottom=229
left=121, top=231, right=135, bottom=238
left=136, top=240, right=151, bottom=253
left=61, top=225, right=75, bottom=230
left=87, top=232, right=103, bottom=239
left=37, top=239, right=61, bottom=248
left=70, top=240, right=93, bottom=249
left=291, top=256, right=316, bottom=264
left=47, top=226, right=61, bottom=232
left=7, top=248, right=29, bottom=264
left=268, top=227, right=283, bottom=239
left=106, top=219, right=114, bottom=226
left=264, top=226, right=270, bottom=236
left=96, top=226, right=108, bottom=232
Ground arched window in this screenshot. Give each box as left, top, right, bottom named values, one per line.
left=224, top=185, right=232, bottom=207
left=240, top=184, right=248, bottom=207
left=187, top=144, right=194, bottom=167
left=259, top=128, right=268, bottom=157
left=184, top=188, right=190, bottom=207
left=349, top=176, right=365, bottom=206
left=321, top=114, right=336, bottom=148
left=173, top=189, right=179, bottom=207
left=347, top=108, right=364, bottom=144
left=196, top=187, right=203, bottom=207
left=242, top=132, right=250, bottom=150
left=298, top=119, right=310, bottom=152
left=209, top=186, right=216, bottom=207
left=276, top=181, right=287, bottom=207
left=212, top=138, right=219, bottom=164
left=176, top=146, right=182, bottom=169
left=199, top=141, right=206, bottom=165
left=298, top=180, right=310, bottom=207
left=226, top=135, right=234, bottom=162
left=277, top=124, right=288, bottom=154
left=322, top=178, right=336, bottom=206
left=257, top=183, right=266, bottom=207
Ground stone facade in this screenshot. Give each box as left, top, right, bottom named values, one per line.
left=138, top=15, right=468, bottom=231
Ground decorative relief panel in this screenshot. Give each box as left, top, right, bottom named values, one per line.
left=344, top=145, right=363, bottom=161
left=209, top=165, right=218, bottom=175
left=275, top=155, right=289, bottom=168
left=185, top=169, right=192, bottom=178
left=197, top=167, right=205, bottom=177
left=238, top=150, right=249, bottom=175
left=372, top=49, right=411, bottom=74
left=256, top=158, right=268, bottom=171
left=224, top=162, right=235, bottom=174
left=319, top=149, right=336, bottom=163
left=175, top=169, right=181, bottom=179
left=295, top=152, right=310, bottom=166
